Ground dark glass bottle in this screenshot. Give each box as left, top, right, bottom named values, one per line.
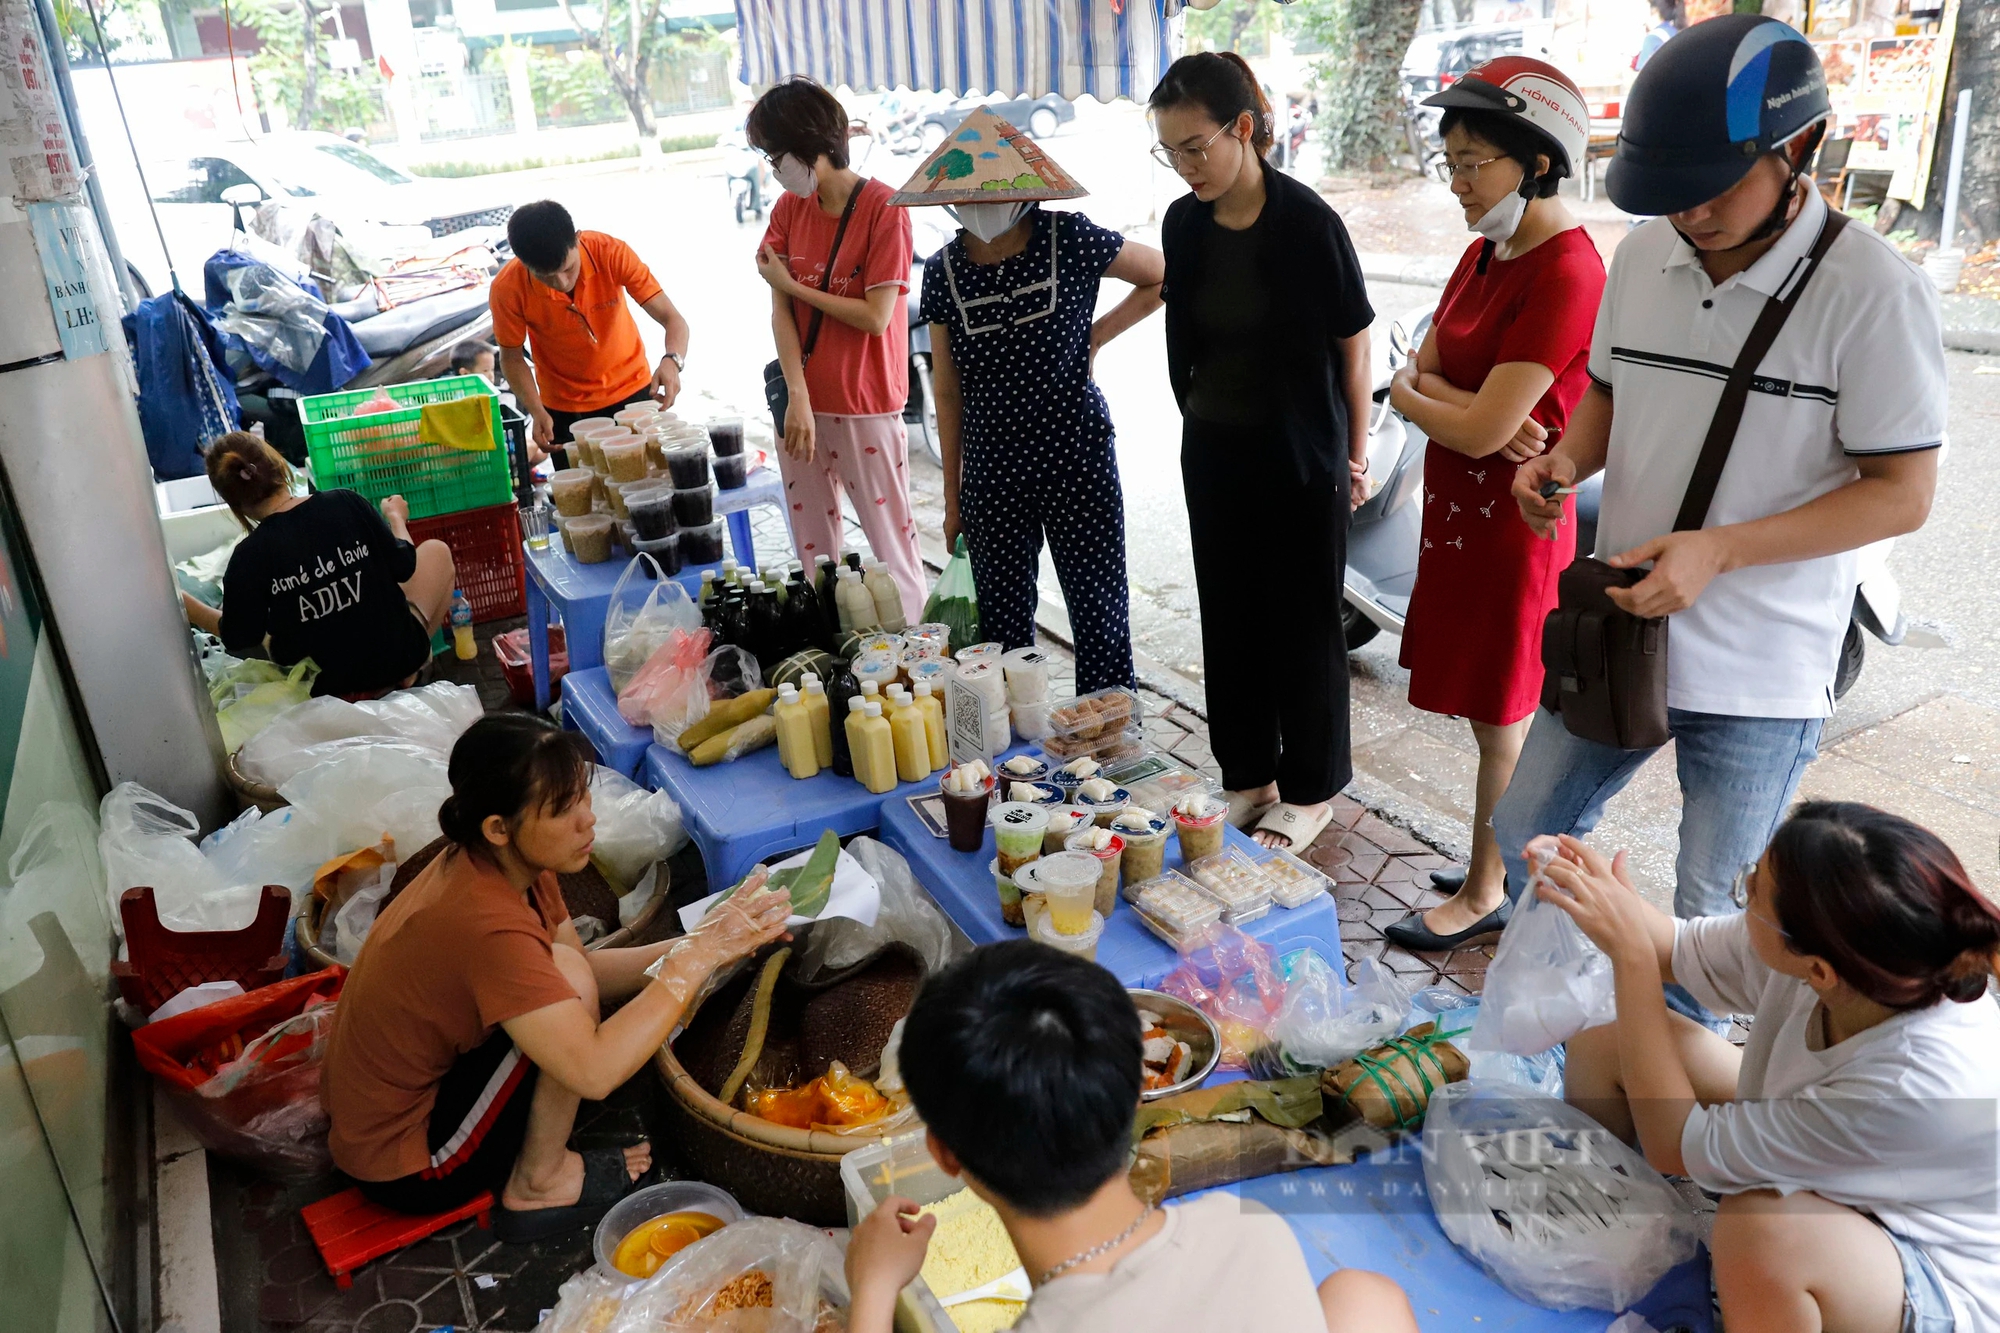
left=744, top=584, right=783, bottom=671
left=786, top=567, right=824, bottom=652
left=826, top=658, right=859, bottom=777
left=713, top=584, right=748, bottom=647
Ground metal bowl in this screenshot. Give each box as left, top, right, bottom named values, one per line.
left=1129, top=988, right=1221, bottom=1101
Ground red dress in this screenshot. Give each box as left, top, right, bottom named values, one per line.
left=1399, top=228, right=1606, bottom=726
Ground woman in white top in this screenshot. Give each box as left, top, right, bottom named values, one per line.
left=1537, top=802, right=2000, bottom=1333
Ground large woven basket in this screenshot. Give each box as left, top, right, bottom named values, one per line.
left=654, top=940, right=925, bottom=1226
left=298, top=836, right=669, bottom=970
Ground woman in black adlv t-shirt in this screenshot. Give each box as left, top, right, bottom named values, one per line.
left=183, top=433, right=456, bottom=698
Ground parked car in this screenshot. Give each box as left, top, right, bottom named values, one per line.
left=917, top=94, right=1074, bottom=150
left=115, top=133, right=513, bottom=298
left=1399, top=23, right=1554, bottom=172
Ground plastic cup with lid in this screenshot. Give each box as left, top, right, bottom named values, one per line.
left=1030, top=904, right=1104, bottom=960
left=990, top=801, right=1049, bottom=876
left=551, top=468, right=596, bottom=517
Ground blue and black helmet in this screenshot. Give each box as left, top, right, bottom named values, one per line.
left=1607, top=14, right=1830, bottom=217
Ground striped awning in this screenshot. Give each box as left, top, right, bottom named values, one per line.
left=733, top=0, right=1186, bottom=102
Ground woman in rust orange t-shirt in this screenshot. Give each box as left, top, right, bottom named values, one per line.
left=323, top=715, right=789, bottom=1240
left=1382, top=59, right=1607, bottom=954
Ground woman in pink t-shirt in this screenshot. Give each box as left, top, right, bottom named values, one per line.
left=751, top=79, right=924, bottom=622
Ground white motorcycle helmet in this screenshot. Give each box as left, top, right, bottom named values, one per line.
left=1422, top=55, right=1591, bottom=191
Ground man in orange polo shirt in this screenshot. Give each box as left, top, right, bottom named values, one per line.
left=490, top=200, right=691, bottom=460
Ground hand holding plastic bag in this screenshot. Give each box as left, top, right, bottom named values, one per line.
left=1422, top=1081, right=1699, bottom=1311
left=604, top=556, right=702, bottom=694
left=1470, top=849, right=1616, bottom=1056
left=603, top=1217, right=847, bottom=1333
left=1158, top=924, right=1284, bottom=1071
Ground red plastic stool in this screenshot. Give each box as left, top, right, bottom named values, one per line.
left=111, top=884, right=291, bottom=1014
left=302, top=1187, right=495, bottom=1288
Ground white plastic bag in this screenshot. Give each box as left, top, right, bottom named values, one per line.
left=1410, top=987, right=1566, bottom=1098
left=98, top=783, right=263, bottom=935
left=587, top=766, right=686, bottom=891
left=236, top=683, right=481, bottom=786
left=0, top=800, right=111, bottom=990
left=535, top=1266, right=628, bottom=1332
left=1265, top=953, right=1412, bottom=1072
left=329, top=864, right=394, bottom=964
left=1423, top=1082, right=1698, bottom=1312
left=604, top=1217, right=847, bottom=1333
left=793, top=835, right=964, bottom=980
left=278, top=743, right=450, bottom=858
left=603, top=556, right=701, bottom=694
left=200, top=806, right=340, bottom=912
left=618, top=863, right=663, bottom=930
left=1470, top=858, right=1616, bottom=1056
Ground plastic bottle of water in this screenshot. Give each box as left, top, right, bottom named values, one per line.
left=450, top=589, right=476, bottom=660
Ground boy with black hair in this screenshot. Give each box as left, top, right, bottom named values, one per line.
left=490, top=200, right=691, bottom=461
left=448, top=339, right=497, bottom=380
left=847, top=941, right=1418, bottom=1333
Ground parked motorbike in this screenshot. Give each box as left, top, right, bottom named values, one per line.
left=1349, top=307, right=1942, bottom=700
left=721, top=121, right=768, bottom=225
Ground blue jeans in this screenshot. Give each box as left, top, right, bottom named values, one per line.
left=1493, top=707, right=1822, bottom=921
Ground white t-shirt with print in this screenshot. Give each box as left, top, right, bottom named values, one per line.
left=1587, top=188, right=1946, bottom=719
left=1674, top=913, right=2000, bottom=1330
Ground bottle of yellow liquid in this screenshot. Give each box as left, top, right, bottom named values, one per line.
left=774, top=685, right=819, bottom=779
left=449, top=590, right=476, bottom=661
left=849, top=699, right=896, bottom=794
left=912, top=680, right=949, bottom=771
left=800, top=674, right=833, bottom=769
left=886, top=687, right=932, bottom=784
left=842, top=695, right=872, bottom=789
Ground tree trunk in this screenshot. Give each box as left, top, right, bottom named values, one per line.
left=298, top=0, right=320, bottom=131
left=1227, top=2, right=1257, bottom=51
left=1313, top=0, right=1425, bottom=175
left=1914, top=2, right=2000, bottom=246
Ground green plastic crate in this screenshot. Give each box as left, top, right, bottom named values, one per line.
left=299, top=374, right=512, bottom=520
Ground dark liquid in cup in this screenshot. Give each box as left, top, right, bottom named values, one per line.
left=635, top=535, right=681, bottom=576
left=628, top=491, right=677, bottom=541
left=672, top=486, right=715, bottom=527
left=708, top=420, right=745, bottom=457
left=681, top=523, right=724, bottom=565
left=714, top=453, right=748, bottom=491
left=941, top=783, right=993, bottom=853
left=667, top=449, right=712, bottom=488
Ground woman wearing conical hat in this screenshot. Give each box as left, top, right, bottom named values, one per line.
left=891, top=109, right=1164, bottom=692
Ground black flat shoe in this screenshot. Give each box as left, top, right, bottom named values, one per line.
left=1382, top=897, right=1512, bottom=953
left=494, top=1147, right=640, bottom=1244
left=1430, top=865, right=1467, bottom=891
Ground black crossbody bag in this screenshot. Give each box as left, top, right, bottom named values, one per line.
left=763, top=184, right=865, bottom=438
left=1540, top=210, right=1849, bottom=750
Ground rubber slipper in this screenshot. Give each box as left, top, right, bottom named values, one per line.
left=494, top=1146, right=641, bottom=1244
left=1224, top=791, right=1277, bottom=829
left=1252, top=802, right=1334, bottom=853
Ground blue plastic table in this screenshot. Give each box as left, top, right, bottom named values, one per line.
left=524, top=466, right=786, bottom=711
left=559, top=666, right=652, bottom=778
left=877, top=798, right=1343, bottom=990
left=643, top=741, right=1036, bottom=891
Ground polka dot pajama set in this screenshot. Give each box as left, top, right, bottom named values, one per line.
left=919, top=208, right=1136, bottom=692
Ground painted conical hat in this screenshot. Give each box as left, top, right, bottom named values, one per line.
left=888, top=107, right=1087, bottom=207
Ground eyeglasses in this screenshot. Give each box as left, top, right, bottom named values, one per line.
left=1731, top=861, right=1792, bottom=939
left=1151, top=123, right=1235, bottom=171
left=1444, top=154, right=1507, bottom=183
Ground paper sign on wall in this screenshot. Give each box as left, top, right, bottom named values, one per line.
left=27, top=202, right=109, bottom=359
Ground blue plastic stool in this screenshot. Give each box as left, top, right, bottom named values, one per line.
left=559, top=666, right=651, bottom=778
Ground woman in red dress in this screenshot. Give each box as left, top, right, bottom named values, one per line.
left=1383, top=58, right=1606, bottom=953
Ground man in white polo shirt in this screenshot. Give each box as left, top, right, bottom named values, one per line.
left=1499, top=17, right=1944, bottom=971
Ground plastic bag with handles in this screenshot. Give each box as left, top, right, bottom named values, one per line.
left=1470, top=850, right=1616, bottom=1056
left=603, top=1216, right=848, bottom=1333
left=98, top=783, right=262, bottom=936
left=604, top=555, right=702, bottom=694
left=919, top=534, right=981, bottom=655
left=1422, top=1081, right=1699, bottom=1312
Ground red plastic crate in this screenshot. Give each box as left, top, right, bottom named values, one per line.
left=302, top=1186, right=493, bottom=1288
left=111, top=884, right=291, bottom=1014
left=409, top=503, right=526, bottom=623
left=493, top=624, right=567, bottom=706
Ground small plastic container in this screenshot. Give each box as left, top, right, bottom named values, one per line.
left=1130, top=871, right=1224, bottom=947
left=605, top=480, right=638, bottom=521
left=852, top=655, right=901, bottom=694
left=1063, top=829, right=1125, bottom=918
left=1041, top=804, right=1093, bottom=855
left=1074, top=783, right=1132, bottom=828
left=1012, top=698, right=1053, bottom=740
left=988, top=857, right=1024, bottom=928
left=1040, top=726, right=1146, bottom=764
left=564, top=513, right=614, bottom=564
left=713, top=451, right=748, bottom=490
left=1034, top=850, right=1100, bottom=935
left=991, top=801, right=1049, bottom=877
left=613, top=403, right=658, bottom=429
left=593, top=1180, right=745, bottom=1277
left=1031, top=905, right=1104, bottom=960
left=1255, top=846, right=1334, bottom=909
left=601, top=440, right=648, bottom=483
left=1187, top=848, right=1277, bottom=925
left=707, top=415, right=746, bottom=457
left=550, top=467, right=595, bottom=517
left=996, top=754, right=1051, bottom=784
left=625, top=485, right=678, bottom=541
left=672, top=484, right=716, bottom=527
left=1001, top=779, right=1063, bottom=807
left=680, top=519, right=725, bottom=566
left=905, top=658, right=952, bottom=694
left=665, top=445, right=712, bottom=489
left=1111, top=810, right=1171, bottom=884
left=1172, top=795, right=1228, bottom=864
left=632, top=532, right=681, bottom=577
left=955, top=641, right=1004, bottom=669
left=1000, top=646, right=1053, bottom=704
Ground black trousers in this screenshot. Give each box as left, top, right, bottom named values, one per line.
left=357, top=1029, right=538, bottom=1215
left=1181, top=420, right=1352, bottom=806
left=548, top=386, right=657, bottom=464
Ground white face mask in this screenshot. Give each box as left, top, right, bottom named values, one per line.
left=772, top=153, right=817, bottom=199
left=1471, top=186, right=1529, bottom=244
left=947, top=201, right=1033, bottom=244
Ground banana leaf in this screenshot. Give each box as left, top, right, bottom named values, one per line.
left=730, top=828, right=841, bottom=920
